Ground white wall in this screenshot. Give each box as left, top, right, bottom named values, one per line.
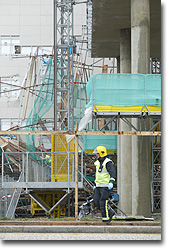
left=0, top=0, right=54, bottom=124
left=0, top=0, right=53, bottom=45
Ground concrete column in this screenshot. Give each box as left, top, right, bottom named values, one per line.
left=131, top=0, right=150, bottom=74
left=118, top=120, right=132, bottom=215
left=131, top=119, right=151, bottom=217
left=131, top=0, right=151, bottom=217
left=120, top=28, right=131, bottom=73
left=116, top=56, right=120, bottom=73
left=117, top=28, right=132, bottom=215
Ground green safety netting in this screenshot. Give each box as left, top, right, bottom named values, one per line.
left=24, top=59, right=88, bottom=156
left=86, top=73, right=161, bottom=108
left=83, top=135, right=117, bottom=152
left=145, top=74, right=161, bottom=106
left=24, top=68, right=161, bottom=154
left=25, top=59, right=54, bottom=157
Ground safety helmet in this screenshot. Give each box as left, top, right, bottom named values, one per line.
left=93, top=146, right=107, bottom=157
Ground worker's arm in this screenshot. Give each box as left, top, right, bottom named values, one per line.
left=106, top=161, right=116, bottom=184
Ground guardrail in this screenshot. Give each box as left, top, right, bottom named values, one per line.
left=1, top=151, right=84, bottom=191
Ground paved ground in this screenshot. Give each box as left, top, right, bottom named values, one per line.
left=0, top=232, right=161, bottom=240
left=0, top=218, right=162, bottom=241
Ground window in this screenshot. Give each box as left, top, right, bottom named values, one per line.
left=0, top=36, right=20, bottom=56
left=0, top=36, right=53, bottom=56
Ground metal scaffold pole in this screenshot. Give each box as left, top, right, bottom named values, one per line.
left=54, top=0, right=74, bottom=131
left=53, top=0, right=75, bottom=218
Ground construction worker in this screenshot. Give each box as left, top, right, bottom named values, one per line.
left=93, top=146, right=116, bottom=223
left=44, top=154, right=51, bottom=164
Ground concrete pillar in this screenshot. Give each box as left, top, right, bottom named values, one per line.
left=131, top=0, right=151, bottom=217
left=131, top=0, right=150, bottom=74
left=118, top=121, right=132, bottom=215
left=116, top=56, right=120, bottom=73
left=120, top=28, right=131, bottom=73
left=117, top=28, right=132, bottom=215
left=131, top=119, right=151, bottom=217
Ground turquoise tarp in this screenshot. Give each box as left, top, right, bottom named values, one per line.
left=86, top=73, right=161, bottom=108
left=83, top=135, right=117, bottom=151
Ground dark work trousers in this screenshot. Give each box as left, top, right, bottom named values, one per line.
left=93, top=187, right=111, bottom=222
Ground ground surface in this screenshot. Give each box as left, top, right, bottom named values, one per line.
left=0, top=232, right=161, bottom=240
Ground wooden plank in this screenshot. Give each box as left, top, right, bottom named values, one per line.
left=0, top=136, right=8, bottom=149
left=8, top=156, right=19, bottom=168
left=0, top=130, right=74, bottom=135
left=74, top=122, right=79, bottom=219
left=22, top=56, right=35, bottom=120
left=0, top=130, right=161, bottom=136
left=77, top=131, right=161, bottom=136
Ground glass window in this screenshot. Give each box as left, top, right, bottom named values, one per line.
left=0, top=36, right=20, bottom=56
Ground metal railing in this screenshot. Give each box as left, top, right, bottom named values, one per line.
left=1, top=151, right=84, bottom=192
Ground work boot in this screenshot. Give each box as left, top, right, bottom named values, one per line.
left=108, top=209, right=115, bottom=222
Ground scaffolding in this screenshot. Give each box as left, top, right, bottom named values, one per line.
left=54, top=0, right=74, bottom=131
left=0, top=0, right=161, bottom=218
left=151, top=119, right=161, bottom=213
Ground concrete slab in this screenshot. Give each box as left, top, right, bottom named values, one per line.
left=0, top=225, right=161, bottom=234
left=92, top=0, right=161, bottom=58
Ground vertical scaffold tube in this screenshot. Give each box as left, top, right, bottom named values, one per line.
left=75, top=122, right=78, bottom=219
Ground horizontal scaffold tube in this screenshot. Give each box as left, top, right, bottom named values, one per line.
left=0, top=130, right=161, bottom=136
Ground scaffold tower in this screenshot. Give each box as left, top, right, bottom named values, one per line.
left=54, top=0, right=74, bottom=131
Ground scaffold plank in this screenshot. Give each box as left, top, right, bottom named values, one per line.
left=0, top=130, right=161, bottom=136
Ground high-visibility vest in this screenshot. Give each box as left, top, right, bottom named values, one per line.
left=45, top=155, right=51, bottom=163
left=94, top=158, right=114, bottom=187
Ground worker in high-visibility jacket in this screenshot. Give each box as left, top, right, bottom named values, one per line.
left=93, top=146, right=116, bottom=223
left=44, top=154, right=51, bottom=164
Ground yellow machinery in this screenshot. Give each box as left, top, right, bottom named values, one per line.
left=31, top=135, right=75, bottom=218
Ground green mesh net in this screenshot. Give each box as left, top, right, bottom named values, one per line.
left=83, top=135, right=117, bottom=152
left=25, top=59, right=54, bottom=158
left=145, top=74, right=161, bottom=106
left=24, top=70, right=161, bottom=154
left=86, top=73, right=161, bottom=108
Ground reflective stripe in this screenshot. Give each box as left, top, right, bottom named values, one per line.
left=99, top=169, right=108, bottom=174
left=105, top=200, right=109, bottom=219
left=96, top=183, right=108, bottom=187
left=102, top=200, right=109, bottom=221
left=110, top=177, right=115, bottom=182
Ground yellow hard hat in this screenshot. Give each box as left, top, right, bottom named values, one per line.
left=93, top=146, right=107, bottom=157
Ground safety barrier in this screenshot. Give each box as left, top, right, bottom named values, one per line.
left=1, top=151, right=84, bottom=191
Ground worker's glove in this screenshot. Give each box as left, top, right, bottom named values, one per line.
left=108, top=182, right=113, bottom=190
left=93, top=186, right=96, bottom=191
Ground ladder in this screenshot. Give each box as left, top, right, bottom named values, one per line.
left=5, top=172, right=23, bottom=219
